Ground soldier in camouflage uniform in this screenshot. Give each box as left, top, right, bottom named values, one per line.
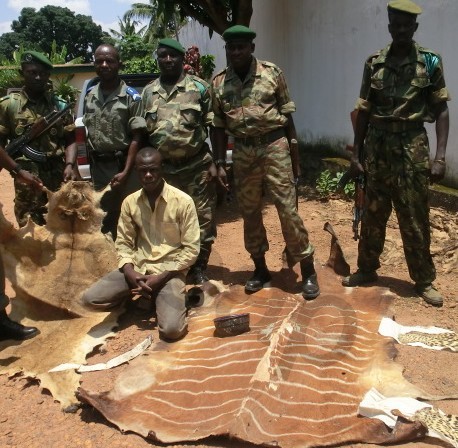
left=0, top=51, right=78, bottom=226
left=211, top=25, right=320, bottom=300
left=342, top=0, right=450, bottom=307
left=83, top=44, right=146, bottom=239
left=142, top=38, right=217, bottom=285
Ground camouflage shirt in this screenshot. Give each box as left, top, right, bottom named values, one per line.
left=83, top=80, right=146, bottom=154
left=356, top=42, right=450, bottom=123
left=211, top=57, right=296, bottom=137
left=142, top=74, right=212, bottom=161
left=0, top=89, right=73, bottom=158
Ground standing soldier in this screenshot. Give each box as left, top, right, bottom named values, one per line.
left=142, top=38, right=217, bottom=285
left=211, top=26, right=320, bottom=300
left=0, top=51, right=78, bottom=226
left=83, top=44, right=146, bottom=239
left=342, top=0, right=450, bottom=307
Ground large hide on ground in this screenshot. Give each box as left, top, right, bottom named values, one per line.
left=0, top=181, right=120, bottom=407
left=79, top=267, right=426, bottom=447
left=0, top=181, right=117, bottom=317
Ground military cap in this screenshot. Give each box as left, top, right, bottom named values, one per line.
left=21, top=51, right=53, bottom=70
left=387, top=0, right=422, bottom=15
left=222, top=25, right=257, bottom=42
left=157, top=38, right=186, bottom=55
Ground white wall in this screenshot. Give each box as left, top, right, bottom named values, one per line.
left=179, top=0, right=458, bottom=187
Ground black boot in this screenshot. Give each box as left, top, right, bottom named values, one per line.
left=245, top=256, right=272, bottom=293
left=0, top=310, right=39, bottom=341
left=300, top=257, right=320, bottom=300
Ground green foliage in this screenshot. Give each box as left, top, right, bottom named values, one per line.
left=53, top=76, right=80, bottom=109
left=155, top=0, right=254, bottom=36
left=200, top=54, right=215, bottom=81
left=0, top=69, right=21, bottom=97
left=117, top=35, right=155, bottom=62
left=123, top=1, right=185, bottom=43
left=0, top=6, right=108, bottom=62
left=316, top=169, right=355, bottom=200
left=121, top=58, right=158, bottom=74
left=0, top=41, right=82, bottom=104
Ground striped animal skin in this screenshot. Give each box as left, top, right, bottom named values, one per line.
left=79, top=267, right=426, bottom=447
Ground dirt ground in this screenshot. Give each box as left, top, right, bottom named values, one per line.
left=0, top=170, right=457, bottom=448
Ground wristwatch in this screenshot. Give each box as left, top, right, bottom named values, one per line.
left=214, top=159, right=226, bottom=168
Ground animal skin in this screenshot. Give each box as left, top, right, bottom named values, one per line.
left=0, top=181, right=121, bottom=407
left=79, top=267, right=429, bottom=447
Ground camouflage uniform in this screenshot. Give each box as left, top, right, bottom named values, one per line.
left=142, top=75, right=216, bottom=269
left=0, top=89, right=72, bottom=226
left=355, top=42, right=450, bottom=284
left=212, top=58, right=314, bottom=262
left=83, top=80, right=146, bottom=237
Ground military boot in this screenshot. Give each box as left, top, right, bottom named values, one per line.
left=415, top=283, right=443, bottom=307
left=0, top=310, right=39, bottom=341
left=300, top=257, right=320, bottom=300
left=245, top=256, right=272, bottom=293
left=342, top=270, right=378, bottom=287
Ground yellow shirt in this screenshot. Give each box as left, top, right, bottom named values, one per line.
left=116, top=181, right=200, bottom=274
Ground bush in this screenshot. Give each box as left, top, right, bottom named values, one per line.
left=316, top=169, right=355, bottom=200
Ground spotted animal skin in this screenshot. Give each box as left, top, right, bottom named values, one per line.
left=414, top=407, right=458, bottom=445
left=398, top=331, right=458, bottom=352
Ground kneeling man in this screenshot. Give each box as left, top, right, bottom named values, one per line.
left=83, top=147, right=200, bottom=341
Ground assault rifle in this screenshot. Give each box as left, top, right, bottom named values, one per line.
left=5, top=105, right=71, bottom=163
left=338, top=154, right=365, bottom=241
left=351, top=173, right=365, bottom=240
left=290, top=138, right=300, bottom=210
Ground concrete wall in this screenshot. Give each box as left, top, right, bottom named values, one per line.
left=179, top=0, right=458, bottom=187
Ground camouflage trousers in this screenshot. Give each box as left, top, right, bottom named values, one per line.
left=233, top=136, right=314, bottom=262
left=163, top=161, right=217, bottom=267
left=91, top=157, right=141, bottom=240
left=13, top=156, right=65, bottom=227
left=358, top=127, right=436, bottom=284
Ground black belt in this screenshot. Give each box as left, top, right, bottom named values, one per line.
left=234, top=128, right=286, bottom=146
left=369, top=120, right=424, bottom=133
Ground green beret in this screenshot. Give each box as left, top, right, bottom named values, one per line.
left=157, top=38, right=185, bottom=55
left=21, top=51, right=53, bottom=70
left=222, top=25, right=256, bottom=42
left=387, top=0, right=422, bottom=15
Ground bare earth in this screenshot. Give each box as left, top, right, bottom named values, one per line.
left=0, top=170, right=457, bottom=448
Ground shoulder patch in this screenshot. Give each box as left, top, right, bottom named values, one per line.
left=126, top=86, right=141, bottom=102
left=53, top=96, right=69, bottom=111
left=190, top=76, right=208, bottom=96
left=419, top=48, right=440, bottom=77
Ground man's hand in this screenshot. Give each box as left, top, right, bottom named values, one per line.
left=63, top=164, right=81, bottom=182
left=216, top=166, right=229, bottom=191
left=134, top=273, right=165, bottom=298
left=348, top=155, right=365, bottom=179
left=206, top=162, right=218, bottom=182
left=17, top=169, right=43, bottom=191
left=111, top=171, right=128, bottom=189
left=430, top=159, right=446, bottom=184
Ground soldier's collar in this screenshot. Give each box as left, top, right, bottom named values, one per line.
left=225, top=57, right=258, bottom=82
